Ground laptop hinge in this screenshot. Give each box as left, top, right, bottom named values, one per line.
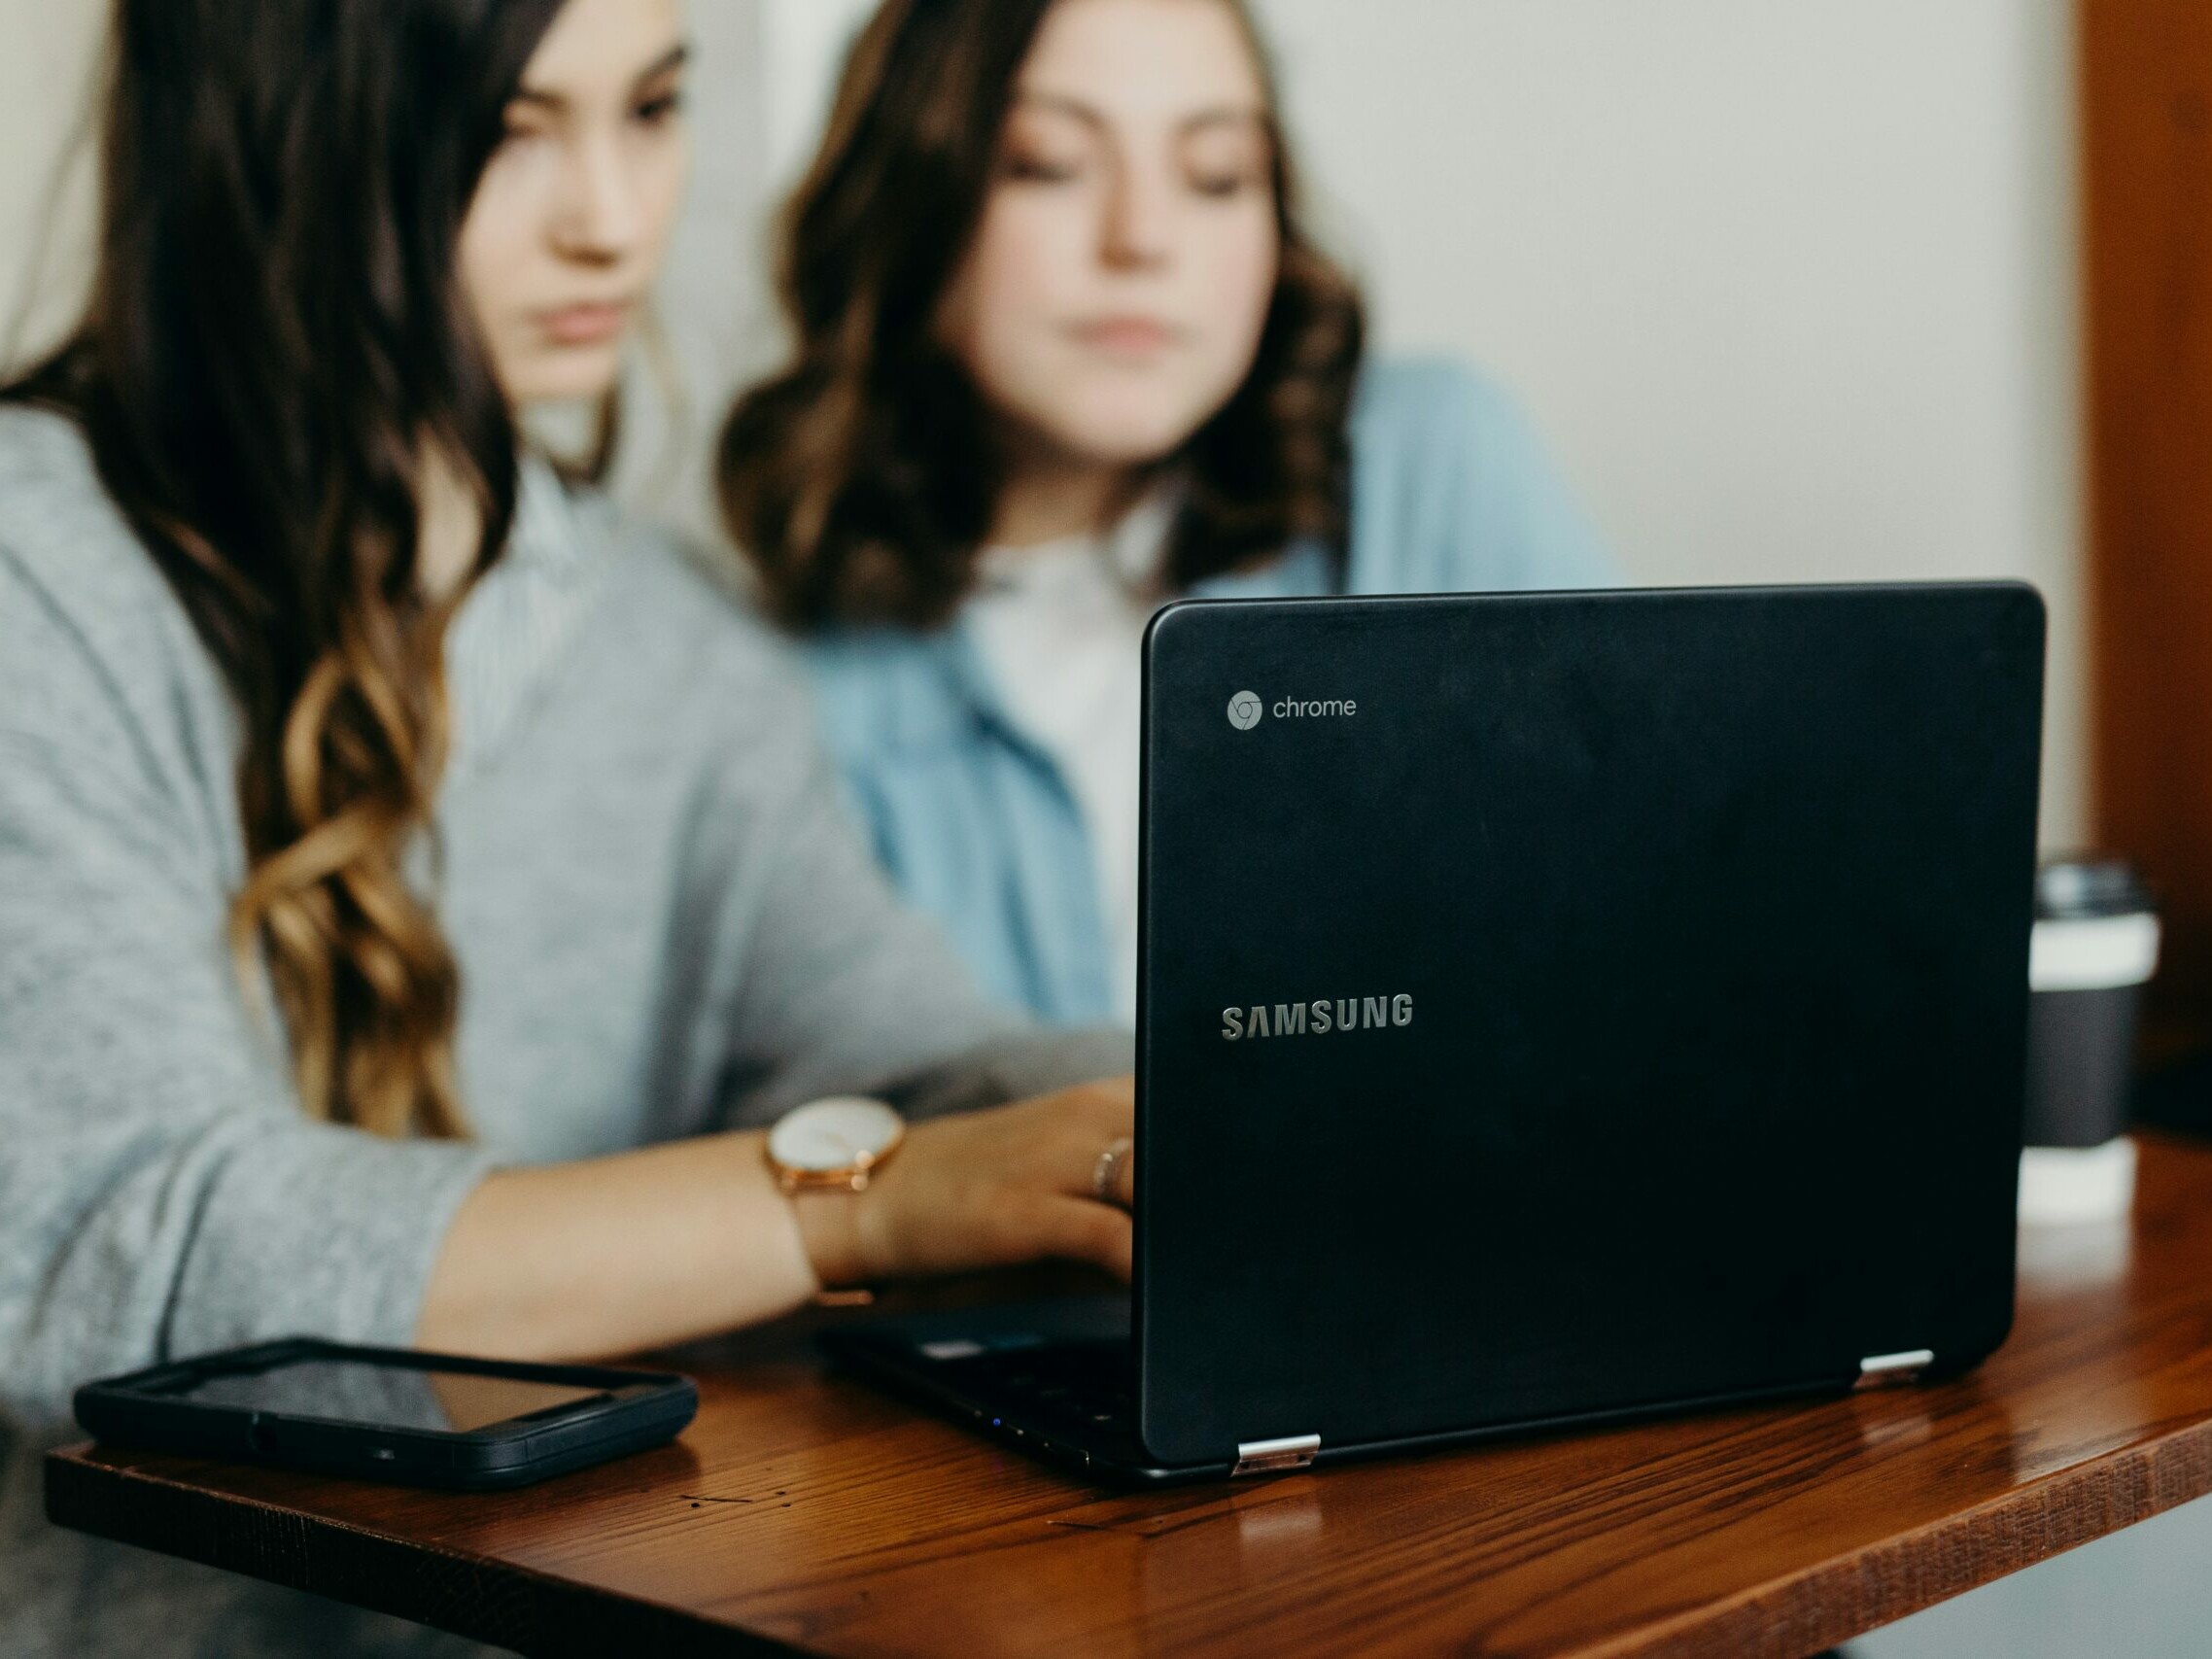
left=1232, top=1434, right=1320, bottom=1476
left=1852, top=1348, right=1934, bottom=1391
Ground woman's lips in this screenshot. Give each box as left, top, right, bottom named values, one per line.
left=536, top=300, right=633, bottom=346
left=1069, top=316, right=1182, bottom=354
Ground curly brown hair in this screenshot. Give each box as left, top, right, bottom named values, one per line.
left=717, top=0, right=1365, bottom=632
left=4, top=0, right=581, bottom=1139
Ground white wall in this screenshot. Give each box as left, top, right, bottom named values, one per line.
left=1, top=0, right=2086, bottom=846
left=0, top=3, right=102, bottom=363
left=1256, top=0, right=2085, bottom=847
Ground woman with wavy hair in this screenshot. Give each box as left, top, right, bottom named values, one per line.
left=0, top=2, right=1138, bottom=1652
left=720, top=0, right=1617, bottom=1026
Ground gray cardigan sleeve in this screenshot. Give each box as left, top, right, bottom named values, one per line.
left=0, top=728, right=491, bottom=1426
left=707, top=671, right=1132, bottom=1125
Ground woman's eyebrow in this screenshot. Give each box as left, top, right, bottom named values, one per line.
left=1177, top=107, right=1268, bottom=138
left=631, top=42, right=691, bottom=89
left=511, top=41, right=690, bottom=111
left=1015, top=91, right=1266, bottom=137
left=1013, top=90, right=1109, bottom=132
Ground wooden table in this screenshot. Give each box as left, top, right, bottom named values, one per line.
left=46, top=1134, right=2212, bottom=1658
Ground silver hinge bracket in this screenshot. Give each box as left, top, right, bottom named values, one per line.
left=1232, top=1434, right=1320, bottom=1476
left=1852, top=1348, right=1935, bottom=1391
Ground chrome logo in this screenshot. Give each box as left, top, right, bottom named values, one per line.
left=1227, top=690, right=1263, bottom=730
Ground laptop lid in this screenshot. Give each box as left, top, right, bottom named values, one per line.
left=1134, top=583, right=2043, bottom=1469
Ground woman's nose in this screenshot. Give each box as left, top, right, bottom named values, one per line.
left=551, top=136, right=643, bottom=264
left=1099, top=164, right=1173, bottom=271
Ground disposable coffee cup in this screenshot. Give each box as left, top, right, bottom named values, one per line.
left=2018, top=858, right=2159, bottom=1225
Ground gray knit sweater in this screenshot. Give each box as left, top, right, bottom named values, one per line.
left=0, top=407, right=1128, bottom=1658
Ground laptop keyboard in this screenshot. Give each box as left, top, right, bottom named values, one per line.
left=960, top=1339, right=1136, bottom=1434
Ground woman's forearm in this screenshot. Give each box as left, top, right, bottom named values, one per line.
left=415, top=1079, right=1138, bottom=1362
left=415, top=1129, right=818, bottom=1362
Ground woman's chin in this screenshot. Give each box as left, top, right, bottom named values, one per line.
left=501, top=343, right=627, bottom=409
left=1030, top=402, right=1220, bottom=471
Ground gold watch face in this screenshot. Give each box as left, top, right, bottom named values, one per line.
left=767, top=1097, right=905, bottom=1177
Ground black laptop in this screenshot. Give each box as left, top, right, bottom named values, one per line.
left=824, top=583, right=2046, bottom=1484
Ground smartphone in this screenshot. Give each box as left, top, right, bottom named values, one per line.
left=74, top=1337, right=698, bottom=1490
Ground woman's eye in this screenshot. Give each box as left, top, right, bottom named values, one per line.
left=1189, top=170, right=1259, bottom=199
left=499, top=107, right=549, bottom=147
left=634, top=88, right=684, bottom=127
left=1004, top=153, right=1083, bottom=185
left=1184, top=128, right=1271, bottom=200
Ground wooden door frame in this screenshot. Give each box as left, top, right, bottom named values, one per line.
left=2081, top=0, right=2212, bottom=1055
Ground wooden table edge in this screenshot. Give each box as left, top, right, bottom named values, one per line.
left=49, top=1393, right=2212, bottom=1659
left=44, top=1447, right=798, bottom=1659
left=1605, top=1408, right=2212, bottom=1658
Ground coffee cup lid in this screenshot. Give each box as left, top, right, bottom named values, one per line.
left=2036, top=856, right=2154, bottom=920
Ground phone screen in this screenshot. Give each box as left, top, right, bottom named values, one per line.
left=170, top=1358, right=611, bottom=1434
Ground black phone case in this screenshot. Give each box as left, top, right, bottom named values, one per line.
left=74, top=1337, right=698, bottom=1490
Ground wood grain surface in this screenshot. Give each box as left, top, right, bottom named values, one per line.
left=47, top=1134, right=2212, bottom=1658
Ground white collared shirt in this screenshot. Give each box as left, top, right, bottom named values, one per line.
left=967, top=495, right=1176, bottom=1026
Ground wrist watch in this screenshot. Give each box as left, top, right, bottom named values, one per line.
left=764, top=1096, right=906, bottom=1193
left=766, top=1097, right=905, bottom=1306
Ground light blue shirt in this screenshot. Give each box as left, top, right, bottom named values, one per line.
left=804, top=357, right=1618, bottom=1023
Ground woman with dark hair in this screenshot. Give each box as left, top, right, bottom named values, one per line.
left=0, top=3, right=1137, bottom=1652
left=720, top=0, right=1616, bottom=1025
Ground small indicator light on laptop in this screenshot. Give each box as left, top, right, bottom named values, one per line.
left=918, top=1339, right=986, bottom=1362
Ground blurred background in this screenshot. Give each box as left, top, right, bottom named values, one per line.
left=8, top=3, right=2212, bottom=1650
left=0, top=0, right=2091, bottom=849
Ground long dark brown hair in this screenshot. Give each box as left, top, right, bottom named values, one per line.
left=2, top=0, right=573, bottom=1138
left=718, top=0, right=1365, bottom=631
